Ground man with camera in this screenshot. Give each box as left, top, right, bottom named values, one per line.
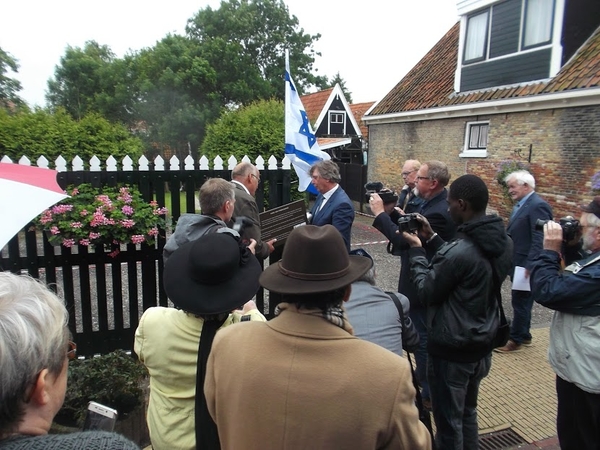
left=231, top=162, right=276, bottom=260
left=370, top=160, right=456, bottom=410
left=495, top=170, right=553, bottom=353
left=397, top=159, right=423, bottom=211
left=163, top=178, right=238, bottom=262
left=529, top=197, right=600, bottom=450
left=402, top=174, right=513, bottom=449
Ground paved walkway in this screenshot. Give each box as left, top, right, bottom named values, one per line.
left=478, top=326, right=559, bottom=448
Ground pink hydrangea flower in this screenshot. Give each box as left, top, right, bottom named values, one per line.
left=62, top=239, right=76, bottom=248
left=120, top=219, right=136, bottom=229
left=122, top=205, right=134, bottom=216
left=79, top=239, right=90, bottom=246
left=131, top=235, right=145, bottom=244
left=70, top=222, right=83, bottom=228
left=50, top=226, right=60, bottom=235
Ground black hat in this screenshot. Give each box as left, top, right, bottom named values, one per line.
left=580, top=196, right=600, bottom=220
left=164, top=232, right=261, bottom=314
left=260, top=225, right=372, bottom=295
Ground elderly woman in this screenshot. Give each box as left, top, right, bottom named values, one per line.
left=0, top=272, right=139, bottom=449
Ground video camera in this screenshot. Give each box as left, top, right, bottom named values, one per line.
left=535, top=216, right=580, bottom=242
left=364, top=182, right=398, bottom=204
left=231, top=216, right=252, bottom=237
left=397, top=213, right=420, bottom=234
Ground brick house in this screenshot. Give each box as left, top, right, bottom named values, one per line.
left=363, top=0, right=600, bottom=219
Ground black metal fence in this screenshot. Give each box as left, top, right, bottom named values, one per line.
left=1, top=158, right=365, bottom=356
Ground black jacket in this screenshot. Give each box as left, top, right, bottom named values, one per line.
left=409, top=215, right=513, bottom=362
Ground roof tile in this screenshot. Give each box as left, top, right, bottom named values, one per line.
left=368, top=23, right=600, bottom=117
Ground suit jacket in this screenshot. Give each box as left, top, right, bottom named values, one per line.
left=506, top=192, right=552, bottom=270
left=373, top=189, right=456, bottom=309
left=310, top=186, right=355, bottom=252
left=232, top=182, right=269, bottom=260
left=205, top=306, right=432, bottom=450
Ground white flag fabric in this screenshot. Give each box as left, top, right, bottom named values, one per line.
left=285, top=51, right=330, bottom=193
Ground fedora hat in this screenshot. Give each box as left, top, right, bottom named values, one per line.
left=164, top=232, right=261, bottom=315
left=260, top=225, right=372, bottom=294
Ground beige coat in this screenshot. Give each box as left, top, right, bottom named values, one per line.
left=205, top=307, right=431, bottom=450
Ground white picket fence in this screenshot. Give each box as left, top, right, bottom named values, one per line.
left=0, top=153, right=292, bottom=172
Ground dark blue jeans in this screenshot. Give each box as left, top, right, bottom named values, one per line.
left=428, top=354, right=491, bottom=450
left=510, top=289, right=534, bottom=344
left=409, top=307, right=429, bottom=400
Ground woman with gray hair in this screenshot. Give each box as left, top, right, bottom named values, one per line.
left=0, top=272, right=138, bottom=449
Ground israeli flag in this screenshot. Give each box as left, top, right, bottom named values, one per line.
left=285, top=50, right=330, bottom=193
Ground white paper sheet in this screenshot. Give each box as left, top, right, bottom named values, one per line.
left=512, top=266, right=531, bottom=291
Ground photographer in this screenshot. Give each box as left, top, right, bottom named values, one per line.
left=370, top=160, right=456, bottom=410
left=529, top=197, right=600, bottom=450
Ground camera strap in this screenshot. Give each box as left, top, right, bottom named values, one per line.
left=564, top=253, right=600, bottom=274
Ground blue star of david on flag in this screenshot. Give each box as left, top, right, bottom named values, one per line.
left=284, top=50, right=330, bottom=193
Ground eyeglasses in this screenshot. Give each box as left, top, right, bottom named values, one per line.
left=250, top=173, right=260, bottom=182
left=67, top=340, right=77, bottom=360
left=416, top=176, right=432, bottom=181
left=401, top=170, right=416, bottom=177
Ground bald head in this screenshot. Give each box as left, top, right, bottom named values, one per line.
left=232, top=162, right=260, bottom=196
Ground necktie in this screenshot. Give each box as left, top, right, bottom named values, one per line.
left=402, top=191, right=412, bottom=210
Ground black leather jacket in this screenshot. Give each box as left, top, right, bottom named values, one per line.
left=408, top=215, right=513, bottom=362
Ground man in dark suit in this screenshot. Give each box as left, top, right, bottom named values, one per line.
left=231, top=162, right=276, bottom=261
left=495, top=170, right=552, bottom=353
left=371, top=160, right=456, bottom=409
left=309, top=160, right=355, bottom=252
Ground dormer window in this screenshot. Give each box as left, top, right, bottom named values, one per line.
left=464, top=11, right=489, bottom=63
left=523, top=0, right=555, bottom=48
left=462, top=0, right=555, bottom=64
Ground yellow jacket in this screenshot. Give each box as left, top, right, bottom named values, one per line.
left=134, top=306, right=266, bottom=450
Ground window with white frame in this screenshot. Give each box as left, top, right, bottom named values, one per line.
left=462, top=0, right=555, bottom=64
left=523, top=0, right=554, bottom=48
left=464, top=11, right=489, bottom=62
left=330, top=112, right=344, bottom=124
left=461, top=121, right=489, bottom=157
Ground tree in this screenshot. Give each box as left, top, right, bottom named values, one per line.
left=186, top=0, right=328, bottom=105
left=0, top=108, right=143, bottom=165
left=46, top=41, right=136, bottom=124
left=132, top=34, right=221, bottom=158
left=327, top=72, right=353, bottom=104
left=201, top=98, right=283, bottom=162
left=0, top=47, right=24, bottom=109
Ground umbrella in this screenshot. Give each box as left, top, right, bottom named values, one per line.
left=0, top=163, right=68, bottom=250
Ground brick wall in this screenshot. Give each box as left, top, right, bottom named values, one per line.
left=367, top=105, right=600, bottom=220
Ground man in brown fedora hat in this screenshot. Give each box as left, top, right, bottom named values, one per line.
left=135, top=232, right=266, bottom=450
left=205, top=224, right=432, bottom=450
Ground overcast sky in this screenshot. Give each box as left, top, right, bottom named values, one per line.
left=1, top=0, right=459, bottom=107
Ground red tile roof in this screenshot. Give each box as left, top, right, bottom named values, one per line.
left=368, top=23, right=600, bottom=116
left=350, top=101, right=376, bottom=138
left=300, top=88, right=333, bottom=123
